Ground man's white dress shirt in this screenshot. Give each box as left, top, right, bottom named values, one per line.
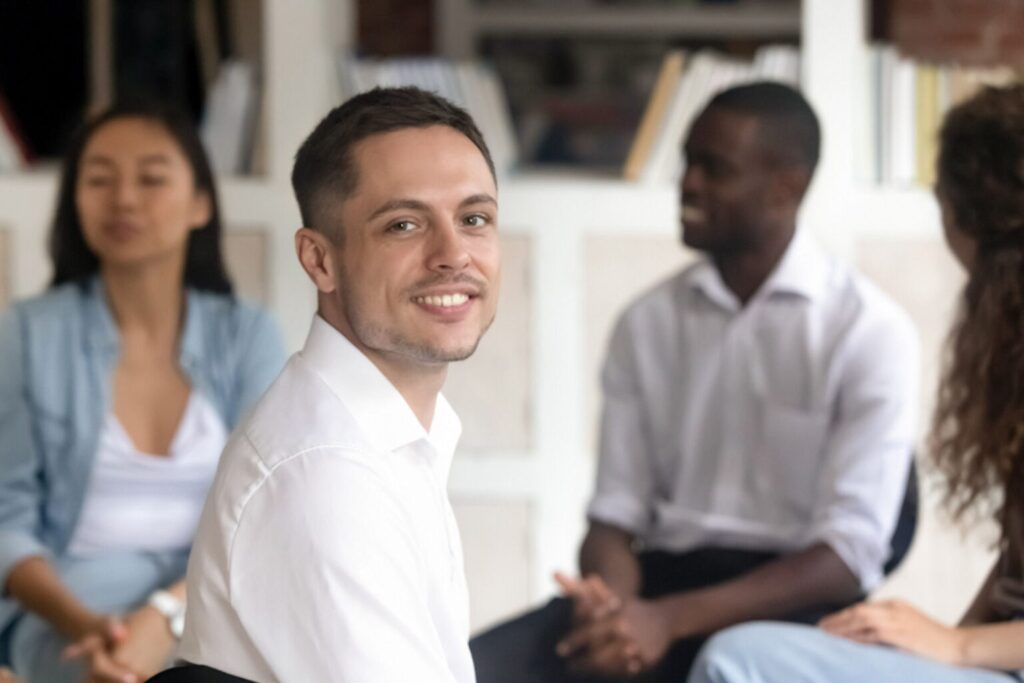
left=180, top=316, right=474, bottom=682
left=587, top=231, right=919, bottom=590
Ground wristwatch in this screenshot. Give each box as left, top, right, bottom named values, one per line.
left=147, top=590, right=186, bottom=639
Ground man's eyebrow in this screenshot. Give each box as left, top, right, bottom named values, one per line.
left=368, top=194, right=498, bottom=221
left=367, top=198, right=431, bottom=221
left=459, top=193, right=497, bottom=209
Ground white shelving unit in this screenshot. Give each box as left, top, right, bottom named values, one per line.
left=2, top=0, right=975, bottom=631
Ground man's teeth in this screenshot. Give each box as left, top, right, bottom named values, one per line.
left=415, top=293, right=470, bottom=307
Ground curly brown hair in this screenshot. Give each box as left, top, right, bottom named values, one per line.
left=931, top=84, right=1024, bottom=539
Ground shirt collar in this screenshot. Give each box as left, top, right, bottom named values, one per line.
left=760, top=229, right=830, bottom=302
left=299, top=315, right=462, bottom=459
left=688, top=230, right=830, bottom=310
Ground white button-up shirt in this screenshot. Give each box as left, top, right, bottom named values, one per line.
left=180, top=316, right=474, bottom=682
left=587, top=231, right=919, bottom=590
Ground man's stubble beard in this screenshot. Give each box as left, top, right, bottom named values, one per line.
left=337, top=271, right=496, bottom=365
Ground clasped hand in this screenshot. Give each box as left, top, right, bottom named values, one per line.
left=553, top=572, right=674, bottom=678
left=62, top=606, right=175, bottom=683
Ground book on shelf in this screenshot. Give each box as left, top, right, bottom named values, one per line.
left=622, top=50, right=686, bottom=181
left=337, top=54, right=518, bottom=177
left=200, top=59, right=259, bottom=176
left=868, top=47, right=1021, bottom=186
left=631, top=44, right=800, bottom=184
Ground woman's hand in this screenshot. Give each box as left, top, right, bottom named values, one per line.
left=107, top=604, right=178, bottom=680
left=62, top=615, right=139, bottom=683
left=819, top=599, right=967, bottom=665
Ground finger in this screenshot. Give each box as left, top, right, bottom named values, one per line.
left=88, top=652, right=138, bottom=683
left=102, top=617, right=130, bottom=645
left=557, top=614, right=627, bottom=657
left=554, top=571, right=583, bottom=596
left=585, top=576, right=621, bottom=618
left=570, top=636, right=638, bottom=678
left=62, top=634, right=103, bottom=660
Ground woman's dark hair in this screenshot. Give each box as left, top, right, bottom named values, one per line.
left=931, top=84, right=1024, bottom=541
left=49, top=100, right=233, bottom=294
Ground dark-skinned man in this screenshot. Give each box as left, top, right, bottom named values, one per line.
left=471, top=82, right=919, bottom=682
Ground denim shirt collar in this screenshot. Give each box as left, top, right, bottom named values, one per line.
left=82, top=275, right=204, bottom=375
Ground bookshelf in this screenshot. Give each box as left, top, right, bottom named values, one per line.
left=0, top=0, right=986, bottom=632
left=436, top=0, right=802, bottom=168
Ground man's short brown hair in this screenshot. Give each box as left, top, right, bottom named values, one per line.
left=291, top=86, right=496, bottom=242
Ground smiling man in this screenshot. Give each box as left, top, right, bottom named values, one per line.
left=178, top=87, right=500, bottom=681
left=472, top=82, right=919, bottom=683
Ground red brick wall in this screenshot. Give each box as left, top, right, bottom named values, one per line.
left=889, top=0, right=1024, bottom=66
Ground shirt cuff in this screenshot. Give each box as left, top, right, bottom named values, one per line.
left=586, top=495, right=649, bottom=536
left=809, top=522, right=886, bottom=593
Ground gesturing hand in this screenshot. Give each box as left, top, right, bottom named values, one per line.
left=819, top=599, right=966, bottom=665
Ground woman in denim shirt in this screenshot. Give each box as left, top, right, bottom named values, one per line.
left=0, top=102, right=285, bottom=682
left=688, top=85, right=1024, bottom=683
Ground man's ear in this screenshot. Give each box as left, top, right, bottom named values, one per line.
left=295, top=227, right=338, bottom=294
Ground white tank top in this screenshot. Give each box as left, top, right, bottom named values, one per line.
left=67, top=393, right=228, bottom=557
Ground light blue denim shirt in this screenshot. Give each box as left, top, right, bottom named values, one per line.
left=0, top=276, right=286, bottom=630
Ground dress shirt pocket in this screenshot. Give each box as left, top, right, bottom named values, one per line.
left=760, top=401, right=830, bottom=514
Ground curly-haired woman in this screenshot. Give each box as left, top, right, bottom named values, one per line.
left=688, top=83, right=1024, bottom=683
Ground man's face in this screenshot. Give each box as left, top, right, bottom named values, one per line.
left=680, top=107, right=777, bottom=253
left=328, top=125, right=500, bottom=368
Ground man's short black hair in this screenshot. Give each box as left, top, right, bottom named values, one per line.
left=291, top=86, right=495, bottom=242
left=707, top=81, right=821, bottom=173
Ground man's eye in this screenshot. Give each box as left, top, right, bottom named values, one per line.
left=140, top=175, right=168, bottom=186
left=388, top=220, right=415, bottom=233
left=464, top=214, right=488, bottom=228
left=83, top=176, right=112, bottom=187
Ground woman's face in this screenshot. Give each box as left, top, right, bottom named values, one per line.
left=75, top=117, right=210, bottom=272
left=936, top=186, right=977, bottom=273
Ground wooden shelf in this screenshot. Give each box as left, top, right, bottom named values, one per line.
left=468, top=2, right=801, bottom=39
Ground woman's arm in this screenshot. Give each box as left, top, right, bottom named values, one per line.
left=5, top=555, right=103, bottom=640
left=958, top=620, right=1024, bottom=671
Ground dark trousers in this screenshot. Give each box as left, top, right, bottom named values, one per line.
left=470, top=547, right=858, bottom=683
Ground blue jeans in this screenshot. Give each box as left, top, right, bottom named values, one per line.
left=689, top=622, right=1023, bottom=683
left=0, top=551, right=187, bottom=683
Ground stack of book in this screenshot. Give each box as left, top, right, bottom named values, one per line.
left=623, top=44, right=800, bottom=184
left=868, top=47, right=1021, bottom=187
left=337, top=55, right=518, bottom=177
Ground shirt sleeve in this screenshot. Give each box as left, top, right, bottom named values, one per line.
left=231, top=305, right=286, bottom=424
left=228, top=453, right=459, bottom=682
left=586, top=312, right=656, bottom=536
left=806, top=305, right=920, bottom=591
left=0, top=307, right=50, bottom=590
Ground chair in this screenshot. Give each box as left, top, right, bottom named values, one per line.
left=146, top=665, right=255, bottom=683
left=882, top=459, right=919, bottom=576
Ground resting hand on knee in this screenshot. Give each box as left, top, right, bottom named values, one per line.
left=819, top=599, right=966, bottom=665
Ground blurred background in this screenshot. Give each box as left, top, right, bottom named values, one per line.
left=0, top=0, right=1021, bottom=634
